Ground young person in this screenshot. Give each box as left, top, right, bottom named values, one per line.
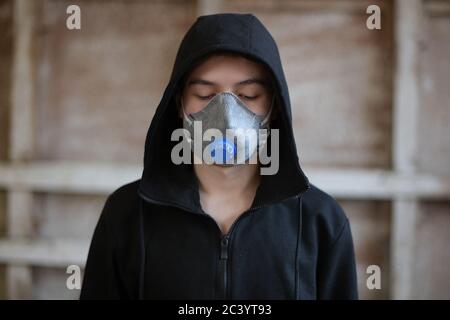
left=80, top=13, right=358, bottom=300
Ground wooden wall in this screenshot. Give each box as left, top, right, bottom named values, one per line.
left=0, top=0, right=449, bottom=299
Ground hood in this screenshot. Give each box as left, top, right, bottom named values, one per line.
left=138, top=13, right=309, bottom=213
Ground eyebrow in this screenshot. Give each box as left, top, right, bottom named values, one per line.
left=187, top=77, right=269, bottom=87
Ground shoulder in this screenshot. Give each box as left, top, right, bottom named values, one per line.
left=106, top=179, right=141, bottom=205
left=99, top=179, right=141, bottom=229
left=301, top=183, right=350, bottom=245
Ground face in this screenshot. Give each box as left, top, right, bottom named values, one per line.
left=179, top=53, right=274, bottom=117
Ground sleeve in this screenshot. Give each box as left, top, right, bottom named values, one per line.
left=317, top=219, right=359, bottom=300
left=79, top=196, right=123, bottom=299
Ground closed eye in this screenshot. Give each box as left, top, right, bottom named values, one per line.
left=195, top=93, right=259, bottom=100
left=195, top=94, right=216, bottom=100
left=239, top=94, right=259, bottom=100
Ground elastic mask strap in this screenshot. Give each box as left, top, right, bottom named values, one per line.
left=181, top=98, right=193, bottom=126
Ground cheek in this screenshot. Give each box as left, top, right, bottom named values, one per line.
left=181, top=95, right=206, bottom=114
left=246, top=96, right=271, bottom=116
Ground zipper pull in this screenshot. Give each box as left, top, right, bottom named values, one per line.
left=220, top=236, right=229, bottom=260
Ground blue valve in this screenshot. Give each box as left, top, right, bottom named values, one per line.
left=210, top=138, right=237, bottom=164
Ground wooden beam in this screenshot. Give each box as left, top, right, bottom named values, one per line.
left=424, top=0, right=450, bottom=16
left=0, top=161, right=141, bottom=194
left=390, top=200, right=418, bottom=299
left=6, top=0, right=38, bottom=300
left=219, top=0, right=377, bottom=13
left=393, top=2, right=421, bottom=174
left=197, top=0, right=222, bottom=16
left=6, top=191, right=32, bottom=239
left=0, top=238, right=89, bottom=268
left=9, top=0, right=35, bottom=162
left=390, top=0, right=423, bottom=300
left=1, top=162, right=450, bottom=199
left=307, top=168, right=450, bottom=200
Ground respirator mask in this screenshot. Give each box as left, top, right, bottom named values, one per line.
left=182, top=91, right=274, bottom=165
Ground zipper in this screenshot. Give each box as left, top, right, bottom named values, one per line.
left=219, top=235, right=229, bottom=299
left=214, top=204, right=263, bottom=300
left=139, top=190, right=262, bottom=299
left=138, top=183, right=310, bottom=299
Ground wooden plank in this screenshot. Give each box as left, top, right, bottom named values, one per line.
left=0, top=238, right=89, bottom=268
left=6, top=266, right=31, bottom=300
left=393, top=0, right=421, bottom=174
left=307, top=169, right=450, bottom=199
left=413, top=201, right=450, bottom=299
left=6, top=0, right=38, bottom=300
left=390, top=0, right=423, bottom=300
left=223, top=0, right=379, bottom=13
left=197, top=0, right=222, bottom=16
left=0, top=161, right=141, bottom=193
left=1, top=162, right=450, bottom=199
left=416, top=9, right=450, bottom=176
left=424, top=0, right=450, bottom=16
left=390, top=201, right=418, bottom=299
left=6, top=191, right=32, bottom=237
left=34, top=0, right=195, bottom=164
left=222, top=0, right=395, bottom=169
left=9, top=0, right=35, bottom=162
left=343, top=200, right=391, bottom=299
left=0, top=0, right=13, bottom=299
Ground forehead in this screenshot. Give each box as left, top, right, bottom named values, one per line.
left=186, top=53, right=272, bottom=84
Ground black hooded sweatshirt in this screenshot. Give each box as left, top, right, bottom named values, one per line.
left=80, top=13, right=358, bottom=300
